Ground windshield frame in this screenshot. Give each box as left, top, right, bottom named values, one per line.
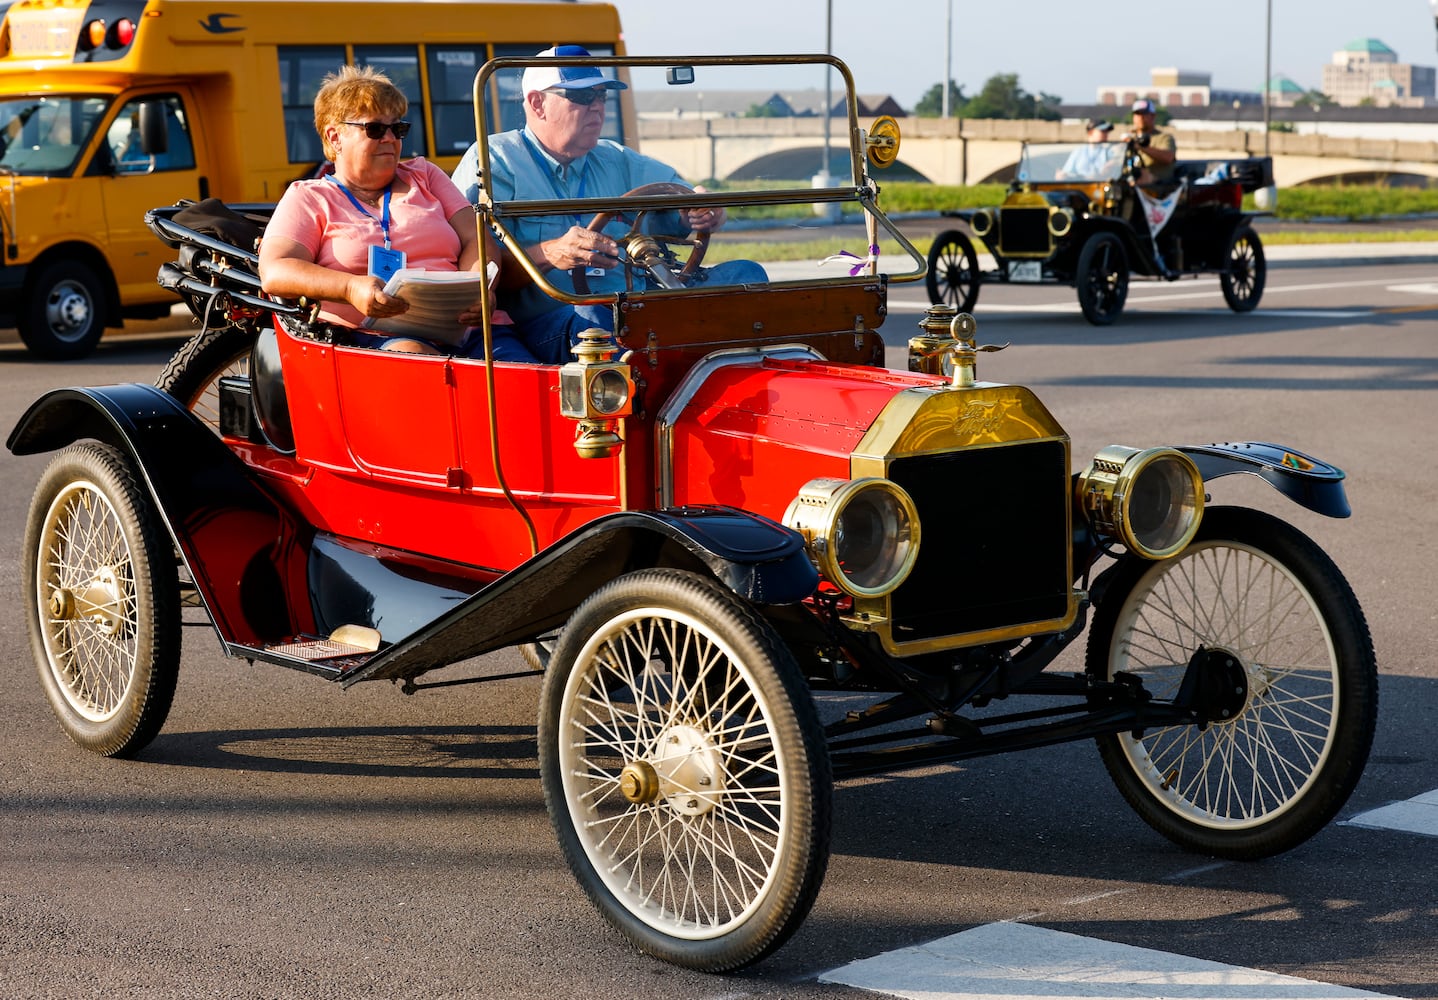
left=470, top=52, right=925, bottom=306
left=1019, top=140, right=1130, bottom=184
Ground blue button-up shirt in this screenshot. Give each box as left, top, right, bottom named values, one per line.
left=452, top=129, right=685, bottom=324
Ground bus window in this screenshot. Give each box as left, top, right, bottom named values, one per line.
left=489, top=43, right=622, bottom=144
left=0, top=95, right=107, bottom=175
left=353, top=45, right=425, bottom=159
left=278, top=45, right=345, bottom=163
left=427, top=45, right=484, bottom=157
left=107, top=95, right=195, bottom=173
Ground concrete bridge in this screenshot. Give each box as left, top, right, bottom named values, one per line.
left=637, top=116, right=1438, bottom=188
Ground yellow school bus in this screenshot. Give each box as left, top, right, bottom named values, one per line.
left=0, top=0, right=626, bottom=358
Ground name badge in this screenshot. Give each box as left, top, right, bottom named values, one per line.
left=368, top=245, right=407, bottom=282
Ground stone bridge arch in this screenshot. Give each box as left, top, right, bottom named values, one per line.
left=637, top=117, right=1438, bottom=188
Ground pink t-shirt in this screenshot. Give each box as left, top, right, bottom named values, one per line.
left=266, top=157, right=472, bottom=328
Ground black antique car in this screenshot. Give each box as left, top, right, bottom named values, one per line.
left=926, top=139, right=1273, bottom=324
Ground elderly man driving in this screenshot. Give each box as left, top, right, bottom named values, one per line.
left=452, top=45, right=766, bottom=364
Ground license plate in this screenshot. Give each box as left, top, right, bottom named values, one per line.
left=1009, top=261, right=1042, bottom=283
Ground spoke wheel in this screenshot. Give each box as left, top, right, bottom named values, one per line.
left=924, top=229, right=981, bottom=311
left=23, top=443, right=180, bottom=757
left=1220, top=224, right=1266, bottom=313
left=155, top=323, right=257, bottom=435
left=1086, top=507, right=1376, bottom=859
left=1076, top=232, right=1129, bottom=325
left=539, top=569, right=830, bottom=972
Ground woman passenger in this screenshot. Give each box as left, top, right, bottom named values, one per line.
left=259, top=64, right=506, bottom=355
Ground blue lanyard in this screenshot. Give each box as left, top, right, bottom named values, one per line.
left=326, top=175, right=393, bottom=249
left=521, top=129, right=587, bottom=226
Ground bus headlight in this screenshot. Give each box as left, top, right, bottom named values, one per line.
left=1077, top=446, right=1203, bottom=559
left=784, top=478, right=920, bottom=598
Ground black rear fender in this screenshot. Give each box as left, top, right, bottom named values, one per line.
left=10, top=384, right=319, bottom=649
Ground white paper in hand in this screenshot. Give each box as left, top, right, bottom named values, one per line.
left=361, top=264, right=494, bottom=345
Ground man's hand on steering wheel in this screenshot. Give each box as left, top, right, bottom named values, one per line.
left=572, top=181, right=712, bottom=293
left=542, top=226, right=621, bottom=274
left=685, top=184, right=726, bottom=232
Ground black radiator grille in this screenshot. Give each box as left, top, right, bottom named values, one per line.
left=999, top=207, right=1052, bottom=255
left=887, top=440, right=1071, bottom=644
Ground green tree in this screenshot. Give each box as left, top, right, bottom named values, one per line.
left=913, top=81, right=966, bottom=117
left=959, top=73, right=1061, bottom=120
left=743, top=102, right=780, bottom=118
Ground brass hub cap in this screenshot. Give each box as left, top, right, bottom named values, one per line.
left=618, top=760, right=660, bottom=804
left=52, top=567, right=126, bottom=635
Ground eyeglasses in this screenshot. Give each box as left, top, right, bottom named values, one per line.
left=341, top=120, right=411, bottom=140
left=548, top=88, right=607, bottom=107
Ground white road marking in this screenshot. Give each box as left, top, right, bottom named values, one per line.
left=819, top=921, right=1402, bottom=1000
left=1388, top=283, right=1438, bottom=294
left=1343, top=788, right=1438, bottom=838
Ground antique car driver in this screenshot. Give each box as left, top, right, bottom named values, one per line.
left=452, top=45, right=767, bottom=364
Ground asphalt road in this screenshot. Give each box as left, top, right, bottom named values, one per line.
left=1, top=256, right=1435, bottom=999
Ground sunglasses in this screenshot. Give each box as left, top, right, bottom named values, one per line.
left=549, top=88, right=607, bottom=107
left=342, top=120, right=411, bottom=140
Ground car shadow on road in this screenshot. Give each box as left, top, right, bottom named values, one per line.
left=140, top=723, right=540, bottom=781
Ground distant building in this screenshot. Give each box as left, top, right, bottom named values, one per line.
left=1096, top=67, right=1260, bottom=109
left=1265, top=75, right=1308, bottom=108
left=1321, top=38, right=1435, bottom=106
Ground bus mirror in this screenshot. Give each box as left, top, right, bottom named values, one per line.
left=665, top=66, right=695, bottom=86
left=138, top=102, right=169, bottom=155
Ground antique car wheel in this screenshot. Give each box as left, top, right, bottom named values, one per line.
left=23, top=442, right=181, bottom=757
left=156, top=324, right=256, bottom=435
left=1075, top=232, right=1129, bottom=325
left=925, top=229, right=981, bottom=311
left=573, top=182, right=710, bottom=294
left=1085, top=506, right=1377, bottom=860
left=539, top=569, right=831, bottom=972
left=1220, top=224, right=1266, bottom=313
left=18, top=259, right=108, bottom=360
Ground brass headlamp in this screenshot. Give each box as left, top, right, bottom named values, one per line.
left=559, top=327, right=634, bottom=459
left=1077, top=446, right=1204, bottom=559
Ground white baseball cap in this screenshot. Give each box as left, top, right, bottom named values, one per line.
left=521, top=45, right=628, bottom=96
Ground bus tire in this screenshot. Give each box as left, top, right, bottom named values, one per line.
left=19, top=259, right=108, bottom=360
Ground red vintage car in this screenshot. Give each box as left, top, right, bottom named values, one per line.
left=9, top=55, right=1376, bottom=973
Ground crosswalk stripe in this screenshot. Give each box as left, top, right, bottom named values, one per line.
left=1344, top=788, right=1438, bottom=838
left=819, top=921, right=1401, bottom=1000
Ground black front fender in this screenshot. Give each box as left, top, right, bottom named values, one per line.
left=1182, top=441, right=1350, bottom=518
left=341, top=507, right=818, bottom=686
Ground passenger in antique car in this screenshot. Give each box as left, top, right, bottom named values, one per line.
left=1057, top=118, right=1117, bottom=179
left=451, top=44, right=767, bottom=364
left=1122, top=97, right=1177, bottom=185
left=258, top=65, right=517, bottom=356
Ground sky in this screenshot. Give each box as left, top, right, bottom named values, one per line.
left=603, top=0, right=1437, bottom=109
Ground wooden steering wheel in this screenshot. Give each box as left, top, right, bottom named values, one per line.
left=571, top=182, right=711, bottom=294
